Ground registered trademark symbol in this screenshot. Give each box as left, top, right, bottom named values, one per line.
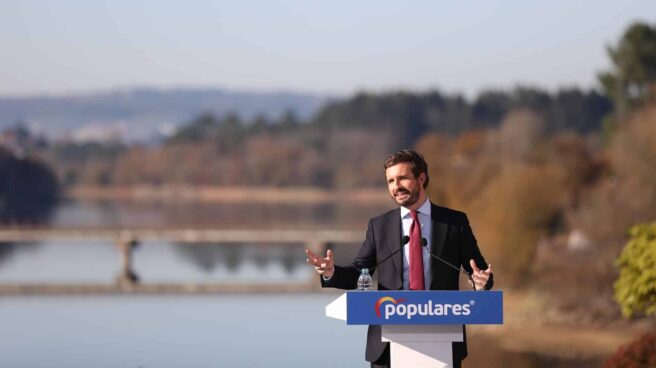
left=470, top=300, right=475, bottom=305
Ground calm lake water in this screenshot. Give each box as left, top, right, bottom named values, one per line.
left=0, top=294, right=603, bottom=368
left=0, top=294, right=364, bottom=368
left=0, top=199, right=605, bottom=367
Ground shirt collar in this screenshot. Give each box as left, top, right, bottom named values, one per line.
left=400, top=197, right=431, bottom=219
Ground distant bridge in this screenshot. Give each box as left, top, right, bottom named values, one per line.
left=0, top=227, right=363, bottom=244
left=0, top=227, right=363, bottom=295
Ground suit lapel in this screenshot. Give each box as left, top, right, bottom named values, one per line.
left=430, top=203, right=448, bottom=289
left=385, top=208, right=403, bottom=286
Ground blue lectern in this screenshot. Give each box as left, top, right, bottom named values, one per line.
left=326, top=291, right=503, bottom=368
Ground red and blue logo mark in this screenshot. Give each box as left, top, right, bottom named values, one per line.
left=375, top=296, right=472, bottom=319
left=374, top=296, right=406, bottom=317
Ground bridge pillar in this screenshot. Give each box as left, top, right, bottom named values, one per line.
left=114, top=237, right=139, bottom=288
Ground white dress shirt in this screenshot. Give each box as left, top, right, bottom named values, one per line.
left=400, top=198, right=432, bottom=290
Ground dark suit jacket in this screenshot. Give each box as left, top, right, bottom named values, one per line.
left=321, top=202, right=493, bottom=364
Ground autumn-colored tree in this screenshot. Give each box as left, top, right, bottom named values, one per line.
left=467, top=163, right=568, bottom=284
left=609, top=104, right=656, bottom=191
left=585, top=103, right=656, bottom=241
left=417, top=130, right=499, bottom=210
left=497, top=109, right=545, bottom=161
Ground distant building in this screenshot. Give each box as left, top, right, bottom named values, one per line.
left=0, top=123, right=50, bottom=158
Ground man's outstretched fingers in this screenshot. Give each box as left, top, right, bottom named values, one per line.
left=305, top=249, right=319, bottom=266
left=306, top=248, right=335, bottom=278
left=469, top=259, right=481, bottom=273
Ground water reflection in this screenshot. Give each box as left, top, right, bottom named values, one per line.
left=0, top=241, right=117, bottom=283
left=50, top=199, right=389, bottom=228
left=171, top=243, right=308, bottom=275
left=0, top=241, right=315, bottom=284
left=0, top=242, right=38, bottom=265
left=173, top=242, right=229, bottom=272
left=135, top=242, right=315, bottom=283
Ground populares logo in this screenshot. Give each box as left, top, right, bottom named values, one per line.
left=374, top=297, right=406, bottom=317
left=375, top=296, right=473, bottom=320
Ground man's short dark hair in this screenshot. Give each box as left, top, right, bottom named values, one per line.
left=384, top=149, right=430, bottom=189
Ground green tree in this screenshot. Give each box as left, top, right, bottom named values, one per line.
left=614, top=222, right=656, bottom=318
left=168, top=112, right=219, bottom=143
left=549, top=88, right=611, bottom=133
left=215, top=112, right=245, bottom=153
left=599, top=22, right=656, bottom=118
left=471, top=90, right=511, bottom=127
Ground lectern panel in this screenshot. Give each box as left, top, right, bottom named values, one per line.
left=345, top=290, right=503, bottom=325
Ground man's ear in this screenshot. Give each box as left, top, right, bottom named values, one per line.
left=418, top=172, right=427, bottom=187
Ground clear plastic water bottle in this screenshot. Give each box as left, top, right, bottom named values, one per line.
left=357, top=268, right=373, bottom=291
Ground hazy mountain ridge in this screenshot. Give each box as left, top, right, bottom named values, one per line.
left=0, top=88, right=331, bottom=142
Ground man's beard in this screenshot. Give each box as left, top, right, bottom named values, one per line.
left=392, top=187, right=420, bottom=207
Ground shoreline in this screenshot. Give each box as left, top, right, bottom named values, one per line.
left=471, top=290, right=654, bottom=360
left=65, top=185, right=391, bottom=204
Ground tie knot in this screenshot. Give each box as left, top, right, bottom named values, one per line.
left=410, top=210, right=419, bottom=221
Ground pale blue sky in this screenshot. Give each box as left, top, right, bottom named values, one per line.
left=1, top=1, right=655, bottom=97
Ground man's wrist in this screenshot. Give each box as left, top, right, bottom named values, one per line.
left=483, top=273, right=493, bottom=290
left=321, top=268, right=335, bottom=281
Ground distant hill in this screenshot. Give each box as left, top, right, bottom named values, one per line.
left=0, top=87, right=330, bottom=143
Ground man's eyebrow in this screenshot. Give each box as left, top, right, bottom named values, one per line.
left=387, top=175, right=408, bottom=182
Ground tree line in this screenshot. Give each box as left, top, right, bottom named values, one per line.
left=39, top=84, right=612, bottom=189
left=2, top=21, right=653, bottom=212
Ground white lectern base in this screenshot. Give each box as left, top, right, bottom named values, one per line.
left=325, top=293, right=467, bottom=368
left=381, top=325, right=463, bottom=368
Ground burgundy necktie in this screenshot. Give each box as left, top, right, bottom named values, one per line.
left=409, top=210, right=425, bottom=290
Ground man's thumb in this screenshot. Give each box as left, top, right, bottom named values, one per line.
left=469, top=259, right=480, bottom=272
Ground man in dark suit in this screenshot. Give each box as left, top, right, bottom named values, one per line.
left=306, top=149, right=493, bottom=368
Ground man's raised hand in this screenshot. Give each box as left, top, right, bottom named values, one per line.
left=469, top=259, right=493, bottom=290
left=306, top=249, right=335, bottom=279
